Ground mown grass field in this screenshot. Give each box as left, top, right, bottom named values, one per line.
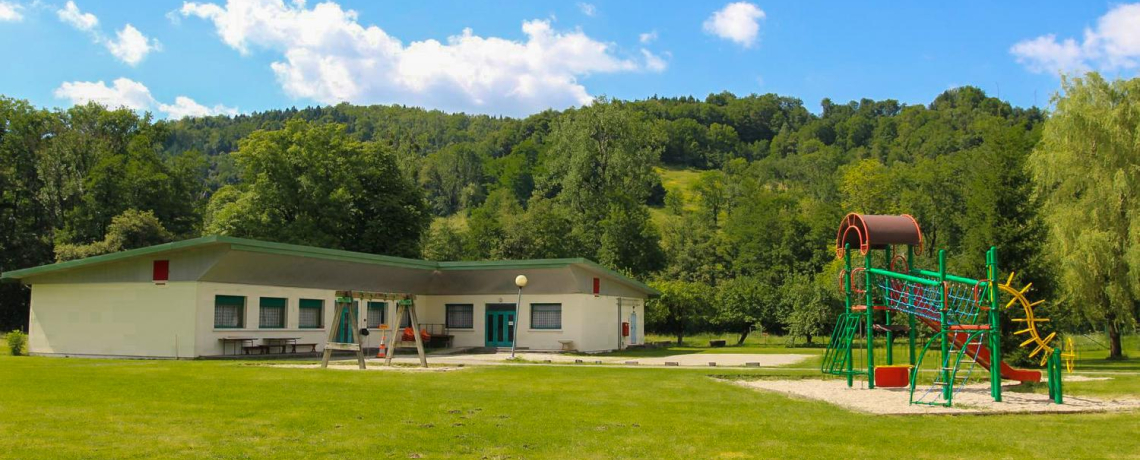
left=2, top=334, right=1140, bottom=459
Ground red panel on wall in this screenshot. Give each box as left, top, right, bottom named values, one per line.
left=593, top=277, right=600, bottom=295
left=153, top=260, right=169, bottom=283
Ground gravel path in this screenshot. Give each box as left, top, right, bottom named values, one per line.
left=733, top=378, right=1140, bottom=415
left=385, top=352, right=812, bottom=367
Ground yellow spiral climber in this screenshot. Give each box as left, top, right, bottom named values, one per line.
left=999, top=272, right=1056, bottom=366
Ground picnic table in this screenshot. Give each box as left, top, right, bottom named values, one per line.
left=219, top=337, right=256, bottom=355
left=262, top=337, right=301, bottom=354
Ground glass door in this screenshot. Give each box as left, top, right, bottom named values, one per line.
left=484, top=306, right=515, bottom=347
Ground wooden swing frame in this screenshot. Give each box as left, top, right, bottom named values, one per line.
left=320, top=290, right=428, bottom=369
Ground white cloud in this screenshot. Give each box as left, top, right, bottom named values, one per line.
left=639, top=30, right=657, bottom=44
left=57, top=0, right=97, bottom=31
left=703, top=2, right=765, bottom=48
left=158, top=96, right=239, bottom=119
left=1012, top=3, right=1140, bottom=75
left=54, top=78, right=153, bottom=110
left=0, top=1, right=23, bottom=22
left=57, top=2, right=159, bottom=65
left=1010, top=34, right=1087, bottom=74
left=577, top=2, right=595, bottom=17
left=181, top=0, right=650, bottom=116
left=54, top=78, right=236, bottom=119
left=641, top=49, right=667, bottom=72
left=106, top=24, right=162, bottom=66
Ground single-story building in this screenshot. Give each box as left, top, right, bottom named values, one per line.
left=0, top=236, right=656, bottom=358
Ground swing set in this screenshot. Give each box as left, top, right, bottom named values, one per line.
left=320, top=290, right=428, bottom=369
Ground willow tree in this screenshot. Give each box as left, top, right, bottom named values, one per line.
left=1029, top=73, right=1140, bottom=358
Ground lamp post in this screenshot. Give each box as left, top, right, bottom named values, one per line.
left=511, top=274, right=527, bottom=359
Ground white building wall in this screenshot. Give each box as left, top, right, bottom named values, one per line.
left=195, top=282, right=342, bottom=357
left=27, top=280, right=646, bottom=358
left=28, top=282, right=198, bottom=358
left=417, top=293, right=595, bottom=351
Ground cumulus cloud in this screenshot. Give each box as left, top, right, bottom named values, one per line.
left=159, top=96, right=240, bottom=119
left=54, top=77, right=236, bottom=119
left=1012, top=3, right=1140, bottom=75
left=57, top=0, right=97, bottom=30
left=577, top=2, right=595, bottom=17
left=54, top=78, right=153, bottom=110
left=0, top=1, right=23, bottom=22
left=703, top=2, right=765, bottom=48
left=106, top=24, right=162, bottom=66
left=639, top=30, right=657, bottom=44
left=641, top=49, right=667, bottom=72
left=180, top=0, right=652, bottom=116
left=56, top=1, right=159, bottom=65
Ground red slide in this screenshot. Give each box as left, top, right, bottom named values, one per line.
left=917, top=317, right=1041, bottom=383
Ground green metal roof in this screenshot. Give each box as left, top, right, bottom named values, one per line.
left=0, top=235, right=660, bottom=296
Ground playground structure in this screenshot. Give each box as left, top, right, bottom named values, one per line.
left=320, top=290, right=428, bottom=369
left=822, top=213, right=1069, bottom=407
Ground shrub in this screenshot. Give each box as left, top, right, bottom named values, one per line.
left=5, top=330, right=27, bottom=356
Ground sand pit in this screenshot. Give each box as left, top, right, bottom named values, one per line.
left=732, top=378, right=1140, bottom=415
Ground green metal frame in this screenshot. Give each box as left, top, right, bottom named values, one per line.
left=1047, top=348, right=1064, bottom=404
left=909, top=329, right=988, bottom=406
left=835, top=242, right=1017, bottom=407
left=821, top=312, right=862, bottom=377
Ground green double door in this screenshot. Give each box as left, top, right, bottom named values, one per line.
left=335, top=302, right=359, bottom=344
left=485, top=304, right=515, bottom=347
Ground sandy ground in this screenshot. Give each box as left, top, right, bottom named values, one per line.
left=376, top=351, right=811, bottom=368
left=733, top=378, right=1140, bottom=415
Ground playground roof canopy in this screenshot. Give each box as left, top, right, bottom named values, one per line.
left=836, top=213, right=923, bottom=257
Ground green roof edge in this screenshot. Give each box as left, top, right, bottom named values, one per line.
left=0, top=235, right=223, bottom=280
left=1, top=236, right=659, bottom=296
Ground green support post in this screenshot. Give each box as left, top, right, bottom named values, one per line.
left=844, top=244, right=854, bottom=388
left=987, top=247, right=1002, bottom=402
left=1051, top=348, right=1063, bottom=404
left=884, top=245, right=894, bottom=366
left=938, top=250, right=950, bottom=401
left=907, top=244, right=917, bottom=366
left=865, top=250, right=875, bottom=389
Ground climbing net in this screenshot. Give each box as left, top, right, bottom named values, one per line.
left=840, top=255, right=990, bottom=326
left=876, top=278, right=988, bottom=326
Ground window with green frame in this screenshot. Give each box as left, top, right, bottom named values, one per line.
left=367, top=301, right=387, bottom=328
left=299, top=299, right=323, bottom=329
left=445, top=304, right=474, bottom=329
left=530, top=303, right=562, bottom=329
left=214, top=295, right=245, bottom=328
left=259, top=297, right=287, bottom=328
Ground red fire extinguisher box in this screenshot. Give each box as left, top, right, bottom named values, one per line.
left=621, top=322, right=630, bottom=337
left=874, top=365, right=912, bottom=388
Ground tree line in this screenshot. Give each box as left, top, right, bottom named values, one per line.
left=1, top=74, right=1137, bottom=357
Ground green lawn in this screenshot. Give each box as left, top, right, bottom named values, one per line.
left=2, top=351, right=1139, bottom=459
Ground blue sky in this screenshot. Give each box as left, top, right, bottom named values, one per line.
left=1, top=1, right=1137, bottom=118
